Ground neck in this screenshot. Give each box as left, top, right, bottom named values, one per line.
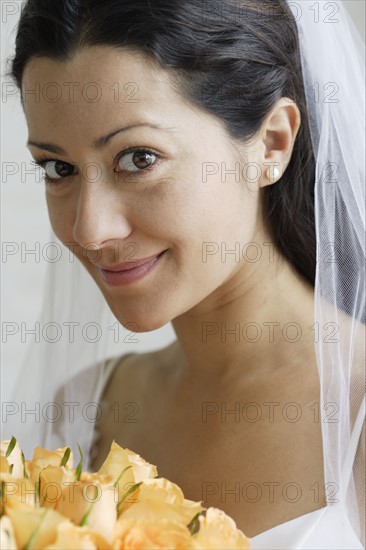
left=171, top=248, right=316, bottom=390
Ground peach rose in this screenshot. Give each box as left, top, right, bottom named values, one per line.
left=0, top=472, right=37, bottom=509
left=26, top=446, right=74, bottom=484
left=0, top=515, right=17, bottom=550
left=5, top=499, right=68, bottom=549
left=0, top=455, right=10, bottom=474
left=0, top=439, right=24, bottom=478
left=119, top=477, right=204, bottom=524
left=39, top=464, right=77, bottom=508
left=44, top=521, right=111, bottom=549
left=97, top=441, right=158, bottom=512
left=113, top=516, right=195, bottom=549
left=55, top=471, right=117, bottom=543
left=98, top=440, right=158, bottom=482
left=191, top=507, right=251, bottom=549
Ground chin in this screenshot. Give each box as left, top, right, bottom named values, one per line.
left=111, top=305, right=173, bottom=334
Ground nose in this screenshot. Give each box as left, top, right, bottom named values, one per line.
left=72, top=172, right=133, bottom=250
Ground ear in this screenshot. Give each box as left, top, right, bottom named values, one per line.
left=258, top=97, right=301, bottom=188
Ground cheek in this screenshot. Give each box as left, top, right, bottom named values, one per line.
left=151, top=165, right=259, bottom=282
left=167, top=165, right=258, bottom=248
left=45, top=193, right=76, bottom=243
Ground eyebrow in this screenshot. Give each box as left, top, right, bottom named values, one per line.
left=27, top=122, right=178, bottom=154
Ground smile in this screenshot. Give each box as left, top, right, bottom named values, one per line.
left=98, top=249, right=168, bottom=286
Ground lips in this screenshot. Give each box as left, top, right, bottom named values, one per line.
left=97, top=251, right=166, bottom=272
left=97, top=249, right=167, bottom=286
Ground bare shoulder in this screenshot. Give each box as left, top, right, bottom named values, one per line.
left=89, top=341, right=180, bottom=469
left=102, top=340, right=180, bottom=401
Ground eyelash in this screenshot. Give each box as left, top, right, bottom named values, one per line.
left=30, top=146, right=162, bottom=186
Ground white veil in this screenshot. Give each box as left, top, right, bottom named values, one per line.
left=3, top=0, right=365, bottom=546
left=3, top=231, right=118, bottom=466
left=288, top=0, right=365, bottom=544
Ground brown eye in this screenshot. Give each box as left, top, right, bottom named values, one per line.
left=43, top=160, right=75, bottom=180
left=117, top=149, right=157, bottom=172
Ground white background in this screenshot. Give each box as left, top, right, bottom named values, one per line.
left=1, top=1, right=365, bottom=402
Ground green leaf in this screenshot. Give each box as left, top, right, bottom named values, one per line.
left=23, top=509, right=48, bottom=550
left=35, top=480, right=41, bottom=505
left=21, top=451, right=29, bottom=479
left=8, top=464, right=14, bottom=475
left=116, top=481, right=142, bottom=515
left=79, top=486, right=99, bottom=526
left=188, top=511, right=202, bottom=535
left=59, top=447, right=71, bottom=468
left=5, top=436, right=17, bottom=458
left=79, top=504, right=94, bottom=527
left=113, top=465, right=132, bottom=488
left=75, top=444, right=83, bottom=481
left=37, top=465, right=50, bottom=506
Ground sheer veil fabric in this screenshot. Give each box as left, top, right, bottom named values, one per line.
left=4, top=0, right=365, bottom=546
left=288, top=0, right=365, bottom=544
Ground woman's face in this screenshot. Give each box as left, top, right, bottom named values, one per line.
left=23, top=46, right=269, bottom=331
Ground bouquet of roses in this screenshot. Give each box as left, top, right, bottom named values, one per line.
left=0, top=437, right=251, bottom=549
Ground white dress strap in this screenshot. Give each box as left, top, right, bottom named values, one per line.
left=340, top=393, right=366, bottom=496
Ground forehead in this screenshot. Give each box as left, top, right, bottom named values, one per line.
left=21, top=46, right=185, bottom=134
